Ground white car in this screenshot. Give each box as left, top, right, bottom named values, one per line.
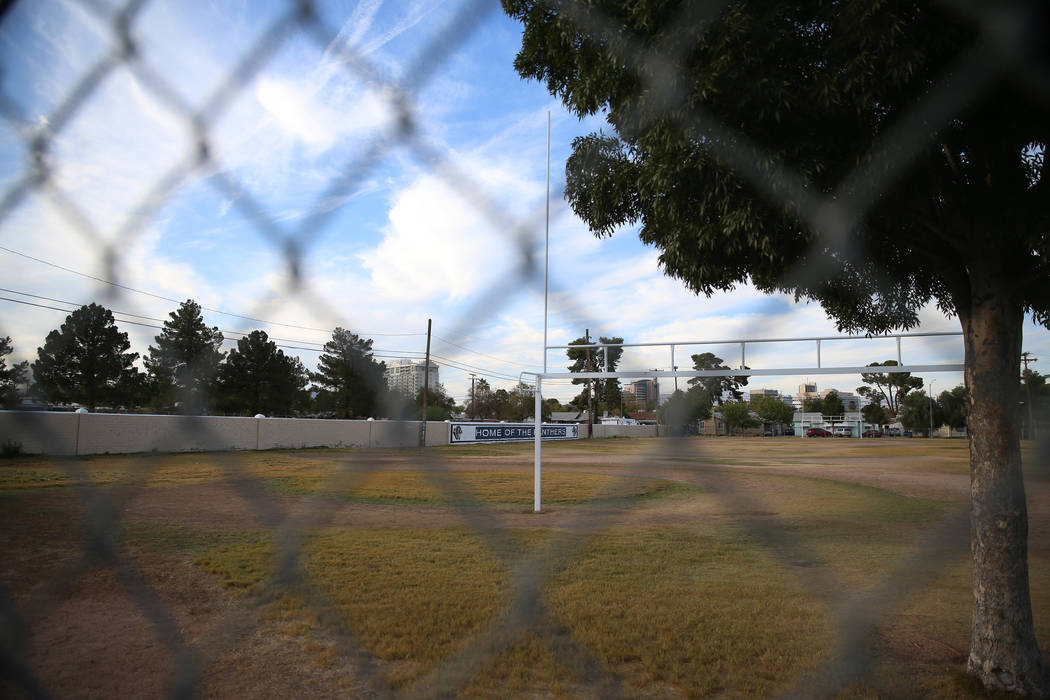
left=833, top=426, right=852, bottom=437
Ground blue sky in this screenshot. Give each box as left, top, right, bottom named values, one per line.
left=1, top=0, right=1047, bottom=408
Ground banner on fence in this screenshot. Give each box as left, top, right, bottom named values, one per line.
left=449, top=422, right=579, bottom=444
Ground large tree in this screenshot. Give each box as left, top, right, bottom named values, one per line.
left=466, top=377, right=497, bottom=419
left=687, top=352, right=747, bottom=405
left=145, top=300, right=225, bottom=414
left=939, top=385, right=970, bottom=432
left=720, top=401, right=758, bottom=436
left=755, top=395, right=795, bottom=433
left=0, top=336, right=28, bottom=408
left=310, top=328, right=386, bottom=419
left=861, top=400, right=892, bottom=429
left=857, top=360, right=925, bottom=417
left=567, top=335, right=624, bottom=419
left=217, top=331, right=308, bottom=416
left=32, top=304, right=139, bottom=410
left=821, top=390, right=845, bottom=417
left=657, top=388, right=711, bottom=435
left=505, top=0, right=1050, bottom=691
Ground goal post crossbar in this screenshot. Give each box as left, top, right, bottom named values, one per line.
left=534, top=364, right=964, bottom=381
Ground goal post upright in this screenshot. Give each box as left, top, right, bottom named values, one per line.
left=534, top=375, right=543, bottom=513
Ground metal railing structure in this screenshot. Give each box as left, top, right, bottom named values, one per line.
left=0, top=0, right=1047, bottom=698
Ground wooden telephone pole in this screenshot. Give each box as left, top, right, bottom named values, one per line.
left=1022, top=351, right=1038, bottom=439
left=420, top=318, right=432, bottom=446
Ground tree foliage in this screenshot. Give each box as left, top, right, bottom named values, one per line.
left=938, top=385, right=969, bottom=430
left=857, top=361, right=924, bottom=416
left=505, top=0, right=1050, bottom=689
left=466, top=377, right=499, bottom=419
left=861, top=400, right=891, bottom=427
left=32, top=304, right=139, bottom=410
left=687, top=352, right=747, bottom=405
left=821, top=390, right=845, bottom=417
left=900, top=391, right=943, bottom=434
left=657, top=388, right=711, bottom=435
left=720, top=401, right=758, bottom=436
left=0, top=336, right=28, bottom=408
left=802, top=396, right=822, bottom=414
left=755, top=396, right=794, bottom=428
left=567, top=335, right=623, bottom=415
left=310, top=328, right=386, bottom=419
left=218, top=331, right=308, bottom=416
left=145, top=300, right=225, bottom=414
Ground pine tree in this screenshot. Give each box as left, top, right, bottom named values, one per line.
left=310, top=328, right=386, bottom=419
left=0, top=336, right=29, bottom=408
left=218, top=330, right=308, bottom=416
left=32, top=304, right=139, bottom=410
left=144, top=300, right=225, bottom=414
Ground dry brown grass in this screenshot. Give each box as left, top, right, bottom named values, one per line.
left=3, top=437, right=1048, bottom=697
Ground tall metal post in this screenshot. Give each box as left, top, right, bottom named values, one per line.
left=534, top=376, right=543, bottom=512
left=543, top=111, right=550, bottom=374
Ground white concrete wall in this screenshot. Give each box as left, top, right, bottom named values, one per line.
left=258, top=418, right=371, bottom=450
left=0, top=412, right=457, bottom=455
left=76, top=413, right=258, bottom=454
left=591, top=424, right=659, bottom=439
left=0, top=411, right=79, bottom=455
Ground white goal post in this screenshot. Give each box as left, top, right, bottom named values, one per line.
left=530, top=331, right=965, bottom=513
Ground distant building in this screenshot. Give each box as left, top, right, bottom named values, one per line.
left=821, top=388, right=868, bottom=411
left=748, top=388, right=789, bottom=407
left=626, top=379, right=659, bottom=405
left=550, top=410, right=590, bottom=424
left=792, top=382, right=868, bottom=411
left=384, top=359, right=439, bottom=397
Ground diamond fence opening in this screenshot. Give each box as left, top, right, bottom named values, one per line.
left=1, top=0, right=1048, bottom=697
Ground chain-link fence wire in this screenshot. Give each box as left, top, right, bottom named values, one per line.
left=0, top=0, right=1047, bottom=696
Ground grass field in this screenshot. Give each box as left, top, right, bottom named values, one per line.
left=1, top=437, right=1048, bottom=698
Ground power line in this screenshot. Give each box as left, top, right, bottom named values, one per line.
left=0, top=294, right=527, bottom=384
left=0, top=245, right=424, bottom=337
left=433, top=335, right=529, bottom=368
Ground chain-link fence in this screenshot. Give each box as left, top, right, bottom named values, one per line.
left=1, top=0, right=1048, bottom=697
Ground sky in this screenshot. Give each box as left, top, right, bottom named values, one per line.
left=0, top=0, right=1047, bottom=409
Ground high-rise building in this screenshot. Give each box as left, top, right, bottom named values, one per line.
left=626, top=379, right=659, bottom=405
left=748, top=388, right=783, bottom=407
left=384, top=359, right=439, bottom=397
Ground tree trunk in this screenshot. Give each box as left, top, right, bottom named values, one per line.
left=962, top=283, right=1050, bottom=695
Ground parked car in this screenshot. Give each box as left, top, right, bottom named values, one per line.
left=806, top=427, right=832, bottom=437
left=833, top=426, right=853, bottom=437
left=16, top=398, right=49, bottom=411
left=903, top=430, right=913, bottom=438
left=887, top=427, right=902, bottom=437
left=862, top=429, right=882, bottom=438
left=783, top=427, right=795, bottom=436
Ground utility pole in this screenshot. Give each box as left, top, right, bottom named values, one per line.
left=585, top=328, right=593, bottom=438
left=420, top=319, right=432, bottom=446
left=470, top=374, right=476, bottom=420
left=928, top=378, right=936, bottom=439
left=1022, top=352, right=1038, bottom=439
